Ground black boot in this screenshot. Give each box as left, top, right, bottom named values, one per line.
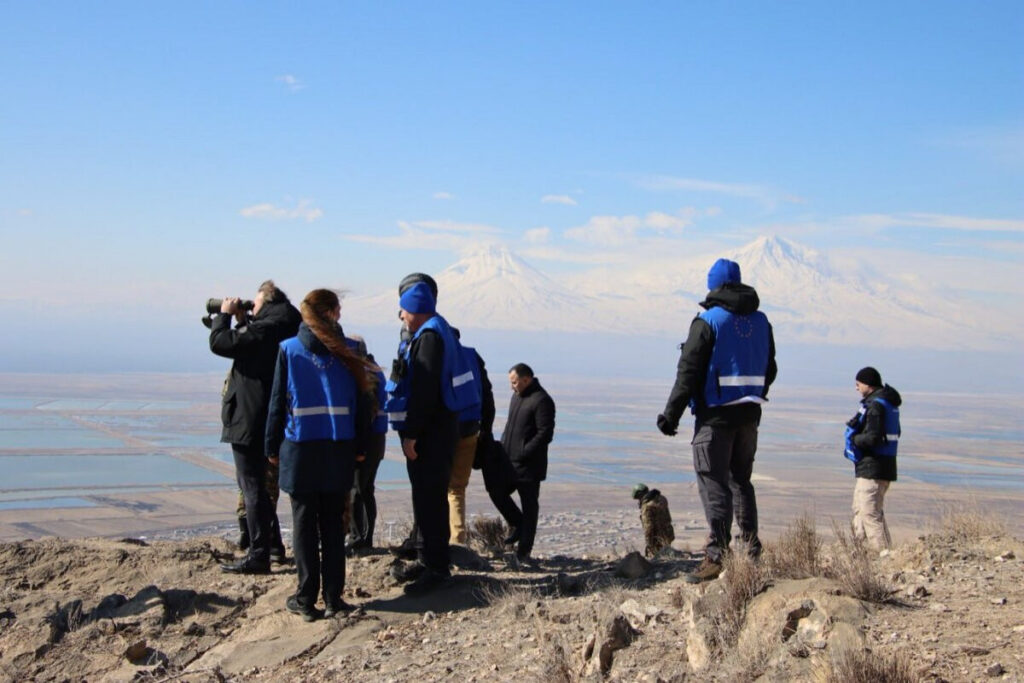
left=237, top=516, right=250, bottom=551
left=269, top=515, right=288, bottom=564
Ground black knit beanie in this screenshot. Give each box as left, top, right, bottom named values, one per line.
left=855, top=366, right=882, bottom=387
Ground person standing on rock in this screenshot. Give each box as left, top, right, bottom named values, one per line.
left=844, top=366, right=902, bottom=550
left=209, top=280, right=301, bottom=575
left=386, top=280, right=480, bottom=595
left=266, top=289, right=374, bottom=621
left=657, top=258, right=777, bottom=584
left=494, top=363, right=556, bottom=565
left=632, top=483, right=675, bottom=557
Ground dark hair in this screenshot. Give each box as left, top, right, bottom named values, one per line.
left=399, top=272, right=438, bottom=298
left=300, top=289, right=372, bottom=393
left=509, top=362, right=534, bottom=378
left=259, top=279, right=287, bottom=303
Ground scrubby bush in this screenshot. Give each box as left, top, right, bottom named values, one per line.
left=468, top=515, right=510, bottom=556
left=933, top=503, right=1007, bottom=546
left=816, top=645, right=917, bottom=683
left=825, top=521, right=892, bottom=603
left=764, top=512, right=822, bottom=579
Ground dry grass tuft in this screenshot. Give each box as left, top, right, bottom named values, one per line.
left=478, top=581, right=537, bottom=616
left=539, top=641, right=576, bottom=683
left=932, top=503, right=1007, bottom=546
left=468, top=516, right=510, bottom=557
left=764, top=512, right=822, bottom=579
left=825, top=521, right=892, bottom=603
left=816, top=645, right=917, bottom=683
left=713, top=546, right=769, bottom=647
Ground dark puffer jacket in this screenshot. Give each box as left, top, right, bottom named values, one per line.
left=661, top=284, right=778, bottom=429
left=851, top=384, right=902, bottom=481
left=209, top=298, right=301, bottom=447
left=501, top=378, right=556, bottom=482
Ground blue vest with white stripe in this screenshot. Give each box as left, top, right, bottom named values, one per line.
left=693, top=306, right=771, bottom=411
left=281, top=337, right=357, bottom=442
left=384, top=315, right=479, bottom=430
left=456, top=345, right=483, bottom=423
left=844, top=397, right=900, bottom=462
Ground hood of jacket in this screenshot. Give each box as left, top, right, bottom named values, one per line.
left=296, top=321, right=344, bottom=357
left=867, top=384, right=902, bottom=408
left=700, top=283, right=761, bottom=315
left=255, top=298, right=302, bottom=334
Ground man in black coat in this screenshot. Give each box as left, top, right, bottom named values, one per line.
left=657, top=259, right=777, bottom=584
left=494, top=363, right=555, bottom=563
left=209, top=280, right=301, bottom=574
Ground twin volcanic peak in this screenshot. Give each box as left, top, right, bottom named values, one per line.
left=341, top=235, right=1004, bottom=350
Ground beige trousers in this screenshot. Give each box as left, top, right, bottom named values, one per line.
left=448, top=433, right=479, bottom=545
left=852, top=478, right=892, bottom=550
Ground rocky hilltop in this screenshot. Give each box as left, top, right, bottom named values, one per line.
left=0, top=512, right=1021, bottom=682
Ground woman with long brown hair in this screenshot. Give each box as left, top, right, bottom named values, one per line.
left=265, top=288, right=375, bottom=621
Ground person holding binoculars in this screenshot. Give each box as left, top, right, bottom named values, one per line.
left=208, top=280, right=301, bottom=574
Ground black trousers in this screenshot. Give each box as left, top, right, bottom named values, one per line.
left=232, top=443, right=272, bottom=563
left=350, top=432, right=386, bottom=547
left=405, top=420, right=456, bottom=573
left=290, top=490, right=347, bottom=608
left=691, top=421, right=761, bottom=562
left=489, top=480, right=541, bottom=559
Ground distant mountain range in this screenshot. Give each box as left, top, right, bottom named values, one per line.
left=341, top=235, right=1013, bottom=351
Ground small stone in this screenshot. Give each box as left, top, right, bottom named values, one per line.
left=421, top=637, right=430, bottom=644
left=928, top=603, right=950, bottom=613
left=996, top=551, right=1015, bottom=561
left=422, top=611, right=436, bottom=623
left=990, top=597, right=1007, bottom=606
left=1012, top=624, right=1024, bottom=633
left=985, top=663, right=1004, bottom=677
left=907, top=584, right=930, bottom=598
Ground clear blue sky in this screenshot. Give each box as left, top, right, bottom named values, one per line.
left=1, top=1, right=1021, bottom=370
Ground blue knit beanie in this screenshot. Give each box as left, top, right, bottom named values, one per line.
left=707, top=258, right=742, bottom=291
left=399, top=281, right=436, bottom=314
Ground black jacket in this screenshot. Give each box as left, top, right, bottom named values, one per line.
left=661, top=284, right=777, bottom=429
left=209, top=298, right=301, bottom=447
left=399, top=327, right=456, bottom=442
left=851, top=384, right=902, bottom=481
left=264, top=323, right=372, bottom=494
left=501, top=378, right=556, bottom=482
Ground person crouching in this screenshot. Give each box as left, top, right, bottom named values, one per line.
left=265, top=289, right=374, bottom=621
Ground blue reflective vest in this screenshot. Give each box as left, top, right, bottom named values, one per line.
left=281, top=337, right=357, bottom=442
left=384, top=315, right=480, bottom=430
left=844, top=397, right=900, bottom=463
left=456, top=345, right=483, bottom=423
left=692, top=306, right=771, bottom=411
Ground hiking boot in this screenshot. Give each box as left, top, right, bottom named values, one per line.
left=684, top=557, right=722, bottom=584
left=220, top=556, right=271, bottom=575
left=270, top=545, right=289, bottom=565
left=389, top=538, right=418, bottom=561
left=237, top=517, right=250, bottom=551
left=323, top=599, right=356, bottom=618
left=285, top=595, right=321, bottom=622
left=389, top=560, right=426, bottom=583
left=402, top=569, right=452, bottom=597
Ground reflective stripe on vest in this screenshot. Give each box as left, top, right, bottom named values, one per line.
left=293, top=406, right=351, bottom=417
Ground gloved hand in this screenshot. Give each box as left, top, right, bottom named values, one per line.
left=656, top=414, right=677, bottom=436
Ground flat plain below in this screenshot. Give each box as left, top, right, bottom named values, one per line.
left=0, top=372, right=1021, bottom=550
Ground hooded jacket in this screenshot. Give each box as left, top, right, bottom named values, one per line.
left=209, top=297, right=302, bottom=447
left=661, top=284, right=778, bottom=429
left=850, top=385, right=902, bottom=481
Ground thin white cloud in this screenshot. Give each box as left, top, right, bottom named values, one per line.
left=433, top=192, right=454, bottom=200
left=17, top=208, right=32, bottom=216
left=846, top=212, right=1024, bottom=234
left=637, top=174, right=803, bottom=209
left=523, top=227, right=551, bottom=244
left=240, top=199, right=323, bottom=222
left=564, top=209, right=696, bottom=246
left=345, top=219, right=502, bottom=251
left=541, top=194, right=577, bottom=206
left=276, top=74, right=305, bottom=92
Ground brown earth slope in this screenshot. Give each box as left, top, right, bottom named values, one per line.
left=0, top=522, right=1022, bottom=682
